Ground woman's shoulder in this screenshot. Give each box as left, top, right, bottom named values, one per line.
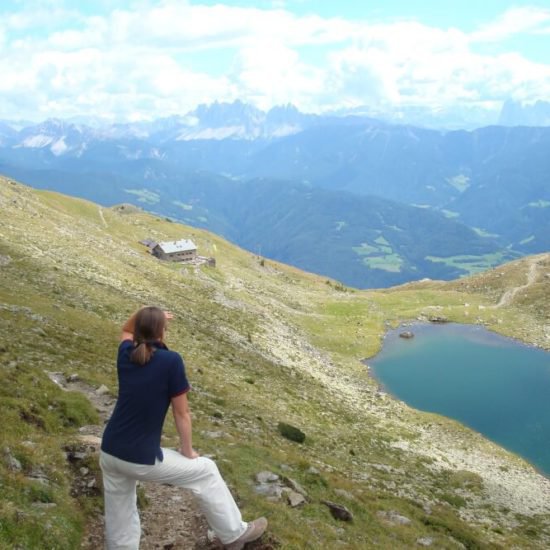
left=155, top=346, right=184, bottom=364
left=118, top=339, right=134, bottom=352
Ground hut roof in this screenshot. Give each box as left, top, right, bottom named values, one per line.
left=157, top=239, right=197, bottom=254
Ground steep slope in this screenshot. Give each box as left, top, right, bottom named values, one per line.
left=1, top=175, right=549, bottom=549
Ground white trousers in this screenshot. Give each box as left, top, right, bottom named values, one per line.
left=100, top=449, right=247, bottom=549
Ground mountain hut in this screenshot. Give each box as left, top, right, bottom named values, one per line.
left=152, top=239, right=197, bottom=262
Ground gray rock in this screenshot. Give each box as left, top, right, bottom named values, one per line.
left=67, top=374, right=80, bottom=382
left=428, top=315, right=448, bottom=324
left=0, top=255, right=11, bottom=267
left=95, top=384, right=110, bottom=395
left=282, top=476, right=308, bottom=497
left=254, top=483, right=283, bottom=499
left=4, top=448, right=22, bottom=471
left=286, top=490, right=307, bottom=508
left=256, top=471, right=279, bottom=483
left=377, top=510, right=412, bottom=526
left=307, top=466, right=320, bottom=475
left=399, top=331, right=414, bottom=339
left=26, top=470, right=50, bottom=485
left=417, top=537, right=434, bottom=546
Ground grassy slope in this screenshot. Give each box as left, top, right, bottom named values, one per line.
left=1, top=175, right=549, bottom=549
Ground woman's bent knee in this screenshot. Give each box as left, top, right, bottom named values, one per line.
left=199, top=457, right=220, bottom=476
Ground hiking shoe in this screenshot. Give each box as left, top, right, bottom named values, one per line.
left=225, top=517, right=268, bottom=549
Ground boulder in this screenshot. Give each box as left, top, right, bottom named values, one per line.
left=277, top=422, right=306, bottom=443
left=321, top=500, right=353, bottom=522
left=399, top=331, right=414, bottom=339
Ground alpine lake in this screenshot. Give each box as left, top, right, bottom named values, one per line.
left=367, top=323, right=550, bottom=476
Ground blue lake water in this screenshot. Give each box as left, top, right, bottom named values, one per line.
left=368, top=323, right=550, bottom=475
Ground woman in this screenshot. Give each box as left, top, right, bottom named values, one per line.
left=100, top=306, right=267, bottom=549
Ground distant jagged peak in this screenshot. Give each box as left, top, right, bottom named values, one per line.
left=498, top=98, right=550, bottom=127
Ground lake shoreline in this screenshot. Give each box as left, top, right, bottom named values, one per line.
left=362, top=321, right=550, bottom=479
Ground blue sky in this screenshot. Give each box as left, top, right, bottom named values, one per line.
left=0, top=0, right=549, bottom=121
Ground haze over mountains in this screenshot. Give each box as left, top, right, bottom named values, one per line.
left=1, top=100, right=548, bottom=287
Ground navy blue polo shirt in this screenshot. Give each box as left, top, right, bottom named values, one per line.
left=101, top=340, right=190, bottom=465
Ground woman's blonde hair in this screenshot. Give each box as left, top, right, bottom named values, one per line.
left=130, top=306, right=166, bottom=365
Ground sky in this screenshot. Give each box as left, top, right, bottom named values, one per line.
left=1, top=0, right=549, bottom=122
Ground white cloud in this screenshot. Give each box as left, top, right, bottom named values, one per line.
left=471, top=6, right=550, bottom=42
left=0, top=1, right=549, bottom=121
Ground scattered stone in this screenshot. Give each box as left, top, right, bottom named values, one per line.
left=79, top=467, right=90, bottom=476
left=95, top=384, right=110, bottom=395
left=321, top=500, right=353, bottom=522
left=277, top=422, right=306, bottom=443
left=428, top=316, right=448, bottom=324
left=377, top=510, right=412, bottom=526
left=307, top=466, right=320, bottom=475
left=282, top=477, right=308, bottom=498
left=254, top=483, right=283, bottom=499
left=3, top=447, right=22, bottom=471
left=32, top=327, right=47, bottom=337
left=26, top=468, right=50, bottom=485
left=399, top=331, right=414, bottom=339
left=256, top=471, right=279, bottom=484
left=77, top=434, right=101, bottom=447
left=0, top=255, right=11, bottom=267
left=67, top=373, right=80, bottom=382
left=286, top=490, right=306, bottom=508
left=417, top=537, right=434, bottom=546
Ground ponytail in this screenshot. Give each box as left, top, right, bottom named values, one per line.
left=130, top=342, right=155, bottom=366
left=129, top=307, right=167, bottom=366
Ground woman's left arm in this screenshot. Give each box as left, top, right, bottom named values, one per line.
left=171, top=393, right=199, bottom=459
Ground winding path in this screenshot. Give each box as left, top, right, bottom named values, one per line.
left=98, top=207, right=108, bottom=228
left=496, top=258, right=540, bottom=308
